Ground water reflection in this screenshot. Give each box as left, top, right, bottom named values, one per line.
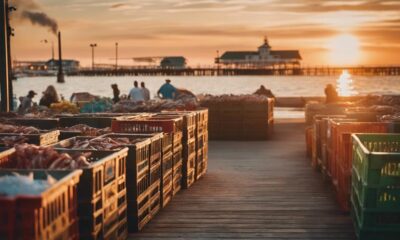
left=337, top=70, right=357, bottom=96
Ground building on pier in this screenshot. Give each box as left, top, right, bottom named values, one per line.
left=160, top=56, right=187, bottom=69
left=216, top=37, right=302, bottom=68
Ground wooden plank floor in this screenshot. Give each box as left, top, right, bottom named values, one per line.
left=130, top=119, right=355, bottom=239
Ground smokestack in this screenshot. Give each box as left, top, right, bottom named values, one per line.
left=57, top=31, right=64, bottom=83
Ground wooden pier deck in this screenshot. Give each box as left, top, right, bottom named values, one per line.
left=130, top=119, right=355, bottom=239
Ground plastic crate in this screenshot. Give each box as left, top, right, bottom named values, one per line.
left=50, top=136, right=97, bottom=148
left=0, top=147, right=128, bottom=239
left=182, top=168, right=196, bottom=189
left=305, top=126, right=313, bottom=157
left=336, top=165, right=351, bottom=212
left=162, top=133, right=173, bottom=155
left=173, top=131, right=183, bottom=151
left=0, top=130, right=60, bottom=147
left=150, top=161, right=161, bottom=186
left=352, top=133, right=400, bottom=186
left=351, top=185, right=400, bottom=230
left=58, top=113, right=130, bottom=129
left=11, top=118, right=59, bottom=130
left=352, top=167, right=400, bottom=210
left=173, top=145, right=183, bottom=166
left=59, top=131, right=82, bottom=140
left=0, top=170, right=82, bottom=240
left=112, top=116, right=183, bottom=134
left=352, top=205, right=400, bottom=240
left=161, top=172, right=173, bottom=208
left=173, top=161, right=183, bottom=196
left=329, top=121, right=388, bottom=185
left=345, top=109, right=379, bottom=122
left=160, top=111, right=197, bottom=129
left=102, top=132, right=162, bottom=168
left=149, top=181, right=161, bottom=217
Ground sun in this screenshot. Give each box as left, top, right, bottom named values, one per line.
left=327, top=34, right=360, bottom=66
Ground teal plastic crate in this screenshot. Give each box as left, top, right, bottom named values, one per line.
left=352, top=210, right=400, bottom=240
left=352, top=168, right=400, bottom=209
left=352, top=133, right=400, bottom=186
left=351, top=186, right=400, bottom=230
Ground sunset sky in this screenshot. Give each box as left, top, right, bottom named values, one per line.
left=9, top=0, right=400, bottom=67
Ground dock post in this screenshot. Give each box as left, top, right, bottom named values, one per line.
left=0, top=0, right=10, bottom=112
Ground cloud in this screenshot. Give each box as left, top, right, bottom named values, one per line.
left=110, top=3, right=127, bottom=9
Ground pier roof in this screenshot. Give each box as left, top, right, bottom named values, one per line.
left=271, top=50, right=302, bottom=60
left=220, top=51, right=258, bottom=60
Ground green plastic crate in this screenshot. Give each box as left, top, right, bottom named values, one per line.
left=352, top=209, right=400, bottom=240
left=351, top=185, right=400, bottom=230
left=352, top=168, right=400, bottom=210
left=352, top=133, right=400, bottom=186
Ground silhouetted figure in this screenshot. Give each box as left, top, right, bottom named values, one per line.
left=18, top=90, right=37, bottom=114
left=158, top=79, right=177, bottom=100
left=325, top=84, right=339, bottom=103
left=128, top=81, right=145, bottom=102
left=111, top=84, right=120, bottom=103
left=141, top=82, right=150, bottom=101
left=39, top=85, right=60, bottom=107
left=254, top=85, right=275, bottom=98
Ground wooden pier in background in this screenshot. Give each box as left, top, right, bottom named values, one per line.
left=129, top=119, right=354, bottom=240
left=72, top=66, right=400, bottom=77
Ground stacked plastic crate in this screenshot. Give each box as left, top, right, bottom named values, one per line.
left=0, top=147, right=129, bottom=240
left=111, top=115, right=183, bottom=209
left=96, top=133, right=163, bottom=233
left=0, top=170, right=82, bottom=240
left=194, top=109, right=209, bottom=180
left=351, top=133, right=400, bottom=240
left=160, top=111, right=197, bottom=189
left=328, top=120, right=388, bottom=212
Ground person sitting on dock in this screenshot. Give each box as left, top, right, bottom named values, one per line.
left=18, top=90, right=37, bottom=114
left=39, top=85, right=60, bottom=107
left=324, top=84, right=339, bottom=104
left=128, top=81, right=145, bottom=102
left=158, top=79, right=177, bottom=100
left=141, top=82, right=150, bottom=101
left=111, top=84, right=120, bottom=103
left=254, top=85, right=275, bottom=98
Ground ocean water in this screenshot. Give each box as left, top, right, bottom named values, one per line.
left=11, top=74, right=400, bottom=118
left=13, top=75, right=400, bottom=101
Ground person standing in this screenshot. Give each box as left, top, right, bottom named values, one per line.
left=254, top=85, right=275, bottom=99
left=157, top=79, right=176, bottom=99
left=111, top=84, right=120, bottom=103
left=141, top=82, right=150, bottom=101
left=18, top=90, right=37, bottom=114
left=324, top=84, right=339, bottom=103
left=39, top=85, right=60, bottom=107
left=128, top=81, right=145, bottom=102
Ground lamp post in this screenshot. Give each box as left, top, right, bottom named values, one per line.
left=90, top=43, right=97, bottom=70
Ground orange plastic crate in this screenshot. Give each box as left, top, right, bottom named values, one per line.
left=336, top=165, right=351, bottom=212
left=329, top=121, right=389, bottom=186
left=305, top=127, right=313, bottom=157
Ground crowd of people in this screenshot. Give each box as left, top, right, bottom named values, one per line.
left=18, top=79, right=184, bottom=113
left=18, top=79, right=338, bottom=114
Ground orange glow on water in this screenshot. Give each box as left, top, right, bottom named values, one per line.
left=336, top=70, right=357, bottom=96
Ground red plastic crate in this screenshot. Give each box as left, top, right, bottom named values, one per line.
left=0, top=170, right=82, bottom=240
left=328, top=121, right=388, bottom=186
left=336, top=165, right=351, bottom=212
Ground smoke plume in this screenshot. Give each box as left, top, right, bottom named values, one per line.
left=21, top=11, right=58, bottom=34
left=12, top=0, right=59, bottom=35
